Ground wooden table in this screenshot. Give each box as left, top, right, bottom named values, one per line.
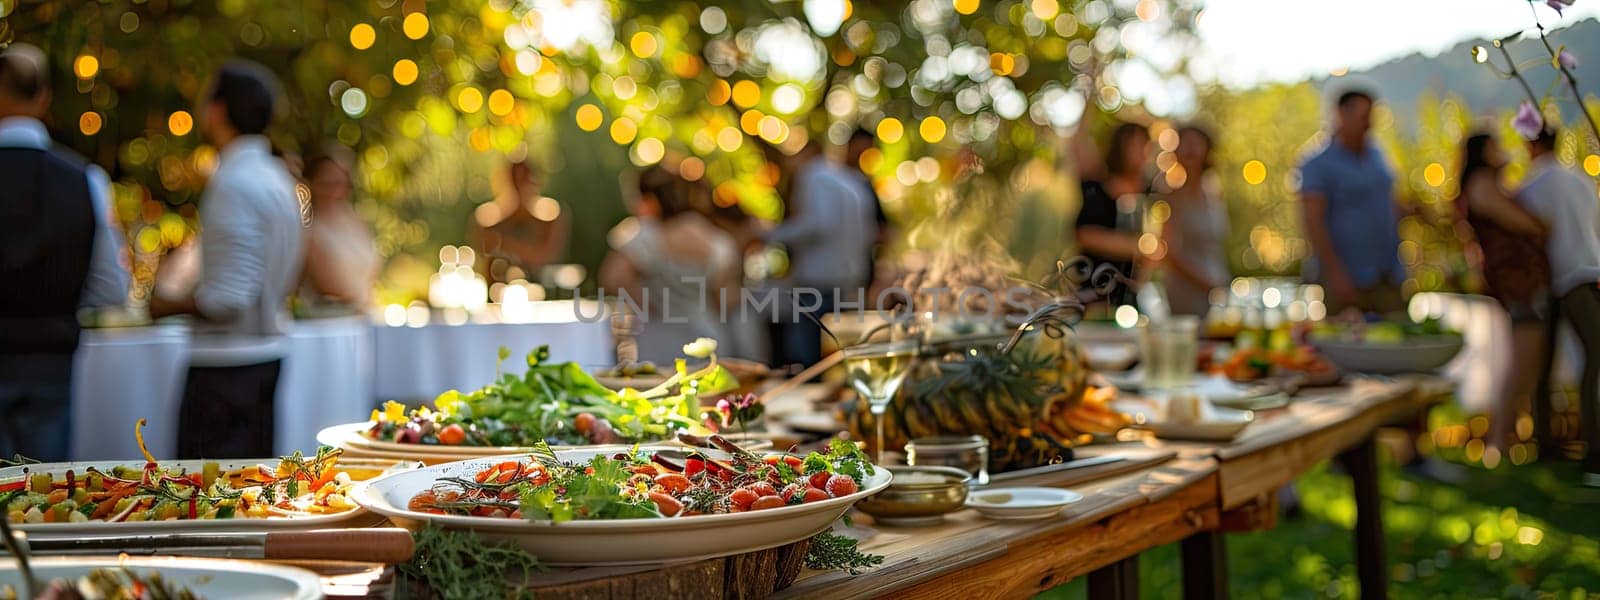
left=1156, top=375, right=1455, bottom=599
left=778, top=445, right=1213, bottom=600
left=189, top=376, right=1460, bottom=599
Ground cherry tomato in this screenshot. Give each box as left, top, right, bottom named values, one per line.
left=808, top=472, right=832, bottom=490
left=648, top=491, right=684, bottom=517
left=780, top=483, right=805, bottom=502
left=574, top=412, right=596, bottom=434
left=655, top=473, right=692, bottom=495
left=825, top=475, right=859, bottom=497
left=801, top=488, right=831, bottom=503
left=684, top=458, right=706, bottom=478
left=748, top=482, right=778, bottom=497
left=437, top=424, right=466, bottom=445
left=407, top=491, right=437, bottom=512
left=750, top=496, right=786, bottom=511
left=730, top=488, right=759, bottom=510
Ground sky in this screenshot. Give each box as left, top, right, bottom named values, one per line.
left=1191, top=0, right=1600, bottom=87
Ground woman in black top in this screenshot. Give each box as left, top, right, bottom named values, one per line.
left=1074, top=123, right=1151, bottom=305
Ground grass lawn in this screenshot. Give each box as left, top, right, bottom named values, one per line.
left=1037, top=405, right=1600, bottom=599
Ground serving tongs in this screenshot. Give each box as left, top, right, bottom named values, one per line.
left=0, top=513, right=39, bottom=598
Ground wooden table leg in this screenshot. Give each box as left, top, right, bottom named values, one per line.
left=1337, top=435, right=1387, bottom=600
left=1180, top=531, right=1229, bottom=599
left=1086, top=555, right=1139, bottom=600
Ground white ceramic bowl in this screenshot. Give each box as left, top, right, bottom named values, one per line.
left=964, top=487, right=1083, bottom=520
left=0, top=556, right=322, bottom=600
left=1312, top=336, right=1463, bottom=374
left=350, top=448, right=892, bottom=566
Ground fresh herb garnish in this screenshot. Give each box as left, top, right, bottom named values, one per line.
left=804, top=531, right=884, bottom=574
left=399, top=527, right=542, bottom=600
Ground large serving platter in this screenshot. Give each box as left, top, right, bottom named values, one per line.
left=318, top=423, right=772, bottom=465
left=350, top=448, right=893, bottom=566
left=0, top=556, right=322, bottom=600
left=1, top=457, right=411, bottom=537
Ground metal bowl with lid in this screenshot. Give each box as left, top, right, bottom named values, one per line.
left=854, top=465, right=972, bottom=527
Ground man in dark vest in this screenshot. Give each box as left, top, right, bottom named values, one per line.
left=0, top=44, right=130, bottom=461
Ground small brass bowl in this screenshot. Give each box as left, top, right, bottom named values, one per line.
left=855, top=466, right=971, bottom=527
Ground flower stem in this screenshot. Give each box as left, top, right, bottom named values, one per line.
left=1526, top=0, right=1600, bottom=151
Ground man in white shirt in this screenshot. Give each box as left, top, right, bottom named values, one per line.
left=0, top=44, right=129, bottom=461
left=150, top=61, right=303, bottom=459
left=1518, top=127, right=1600, bottom=486
left=763, top=141, right=876, bottom=367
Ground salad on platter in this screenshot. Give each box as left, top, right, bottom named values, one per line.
left=2, top=421, right=363, bottom=525
left=405, top=436, right=875, bottom=522
left=2, top=567, right=196, bottom=600
left=363, top=342, right=737, bottom=448
left=1308, top=316, right=1460, bottom=345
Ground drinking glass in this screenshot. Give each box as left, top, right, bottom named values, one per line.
left=1139, top=315, right=1200, bottom=390
left=842, top=328, right=918, bottom=464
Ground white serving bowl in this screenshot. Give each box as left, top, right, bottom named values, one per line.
left=350, top=448, right=891, bottom=566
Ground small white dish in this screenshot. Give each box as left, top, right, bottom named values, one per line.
left=1083, top=342, right=1140, bottom=372
left=964, top=487, right=1083, bottom=521
left=1114, top=394, right=1256, bottom=442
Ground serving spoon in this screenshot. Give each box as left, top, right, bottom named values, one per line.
left=0, top=515, right=38, bottom=598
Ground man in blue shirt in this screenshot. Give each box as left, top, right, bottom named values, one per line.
left=1298, top=89, right=1407, bottom=314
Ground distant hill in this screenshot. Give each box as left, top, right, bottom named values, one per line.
left=1311, top=18, right=1600, bottom=124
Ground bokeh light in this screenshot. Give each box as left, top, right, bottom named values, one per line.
left=402, top=13, right=429, bottom=40
left=167, top=111, right=193, bottom=136
left=1242, top=160, right=1266, bottom=185
left=78, top=112, right=102, bottom=135
left=575, top=104, right=603, bottom=131
left=349, top=23, right=376, bottom=50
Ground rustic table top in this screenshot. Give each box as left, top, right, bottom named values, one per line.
left=259, top=375, right=1461, bottom=599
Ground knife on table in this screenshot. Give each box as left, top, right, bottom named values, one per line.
left=5, top=528, right=415, bottom=564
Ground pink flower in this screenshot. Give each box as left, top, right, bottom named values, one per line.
left=1512, top=101, right=1545, bottom=140
left=1548, top=0, right=1575, bottom=14
left=1559, top=50, right=1579, bottom=70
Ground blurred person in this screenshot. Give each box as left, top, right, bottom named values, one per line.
left=1298, top=89, right=1406, bottom=315
left=763, top=141, right=876, bottom=368
left=1517, top=127, right=1600, bottom=486
left=1074, top=123, right=1150, bottom=306
left=299, top=147, right=379, bottom=313
left=600, top=166, right=755, bottom=361
left=845, top=127, right=892, bottom=292
left=149, top=61, right=303, bottom=459
left=1452, top=132, right=1549, bottom=450
left=1156, top=125, right=1230, bottom=317
left=472, top=159, right=570, bottom=284
left=0, top=44, right=129, bottom=461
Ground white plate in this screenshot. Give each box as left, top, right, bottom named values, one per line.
left=1083, top=342, right=1140, bottom=372
left=350, top=449, right=893, bottom=566
left=964, top=487, right=1083, bottom=520
left=0, top=459, right=382, bottom=538
left=0, top=556, right=322, bottom=599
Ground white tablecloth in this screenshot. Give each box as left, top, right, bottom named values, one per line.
left=276, top=316, right=374, bottom=453
left=70, top=317, right=375, bottom=460
left=371, top=302, right=613, bottom=402
left=71, top=324, right=190, bottom=460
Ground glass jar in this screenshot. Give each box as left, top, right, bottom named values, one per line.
left=905, top=435, right=989, bottom=486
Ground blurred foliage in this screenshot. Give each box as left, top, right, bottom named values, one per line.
left=4, top=0, right=1201, bottom=301
left=5, top=0, right=1593, bottom=303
